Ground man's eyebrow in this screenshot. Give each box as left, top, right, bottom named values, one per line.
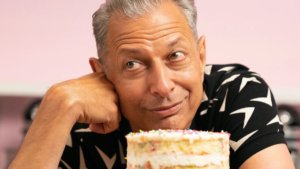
left=118, top=37, right=184, bottom=56
left=168, top=37, right=183, bottom=48
left=119, top=48, right=142, bottom=55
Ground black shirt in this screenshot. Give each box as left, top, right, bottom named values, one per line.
left=59, top=64, right=286, bottom=169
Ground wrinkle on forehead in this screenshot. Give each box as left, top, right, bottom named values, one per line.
left=115, top=22, right=181, bottom=41
left=113, top=23, right=187, bottom=51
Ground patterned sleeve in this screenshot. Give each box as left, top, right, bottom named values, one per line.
left=218, top=71, right=286, bottom=168
left=58, top=123, right=127, bottom=169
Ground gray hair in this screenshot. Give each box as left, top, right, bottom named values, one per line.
left=92, top=0, right=198, bottom=58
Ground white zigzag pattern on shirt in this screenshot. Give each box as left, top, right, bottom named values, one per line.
left=251, top=88, right=272, bottom=107
left=95, top=146, right=116, bottom=169
left=221, top=74, right=240, bottom=86
left=239, top=77, right=261, bottom=92
left=202, top=90, right=208, bottom=102
left=230, top=130, right=258, bottom=151
left=79, top=146, right=87, bottom=169
left=75, top=128, right=92, bottom=133
left=230, top=107, right=255, bottom=129
left=220, top=89, right=228, bottom=112
left=267, top=115, right=283, bottom=126
left=60, top=159, right=72, bottom=169
left=200, top=109, right=208, bottom=116
left=205, top=65, right=213, bottom=75
left=217, top=66, right=235, bottom=73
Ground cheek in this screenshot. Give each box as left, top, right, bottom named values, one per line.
left=175, top=64, right=204, bottom=108
left=115, top=80, right=146, bottom=111
left=176, top=65, right=203, bottom=91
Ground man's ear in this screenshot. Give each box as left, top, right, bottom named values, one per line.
left=198, top=36, right=206, bottom=72
left=89, top=57, right=104, bottom=73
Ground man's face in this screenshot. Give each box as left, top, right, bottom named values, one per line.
left=103, top=1, right=206, bottom=131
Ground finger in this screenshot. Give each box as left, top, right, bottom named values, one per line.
left=89, top=120, right=119, bottom=134
left=89, top=123, right=106, bottom=134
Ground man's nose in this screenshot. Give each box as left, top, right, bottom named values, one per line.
left=148, top=64, right=175, bottom=97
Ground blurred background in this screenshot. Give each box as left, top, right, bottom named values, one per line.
left=0, top=0, right=299, bottom=168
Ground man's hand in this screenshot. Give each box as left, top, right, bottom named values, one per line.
left=41, top=72, right=120, bottom=134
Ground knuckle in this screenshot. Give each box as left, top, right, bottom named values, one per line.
left=104, top=114, right=112, bottom=122
left=46, top=82, right=82, bottom=108
left=109, top=104, right=118, bottom=114
left=104, top=107, right=118, bottom=122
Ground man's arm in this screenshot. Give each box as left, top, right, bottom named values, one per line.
left=8, top=102, right=76, bottom=169
left=240, top=144, right=295, bottom=169
left=9, top=70, right=120, bottom=169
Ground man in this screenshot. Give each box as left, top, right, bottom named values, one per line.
left=9, top=0, right=295, bottom=168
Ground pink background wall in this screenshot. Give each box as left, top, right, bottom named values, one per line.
left=0, top=0, right=299, bottom=101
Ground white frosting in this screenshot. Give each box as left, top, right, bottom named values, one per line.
left=127, top=153, right=228, bottom=169
left=126, top=130, right=229, bottom=141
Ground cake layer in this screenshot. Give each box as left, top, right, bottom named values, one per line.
left=127, top=138, right=228, bottom=155
left=126, top=154, right=229, bottom=169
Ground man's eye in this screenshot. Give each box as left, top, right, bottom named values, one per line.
left=169, top=51, right=185, bottom=61
left=125, top=60, right=141, bottom=70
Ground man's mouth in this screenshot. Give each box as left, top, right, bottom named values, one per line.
left=148, top=100, right=184, bottom=118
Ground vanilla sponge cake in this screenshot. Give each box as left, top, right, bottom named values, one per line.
left=126, top=130, right=230, bottom=169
